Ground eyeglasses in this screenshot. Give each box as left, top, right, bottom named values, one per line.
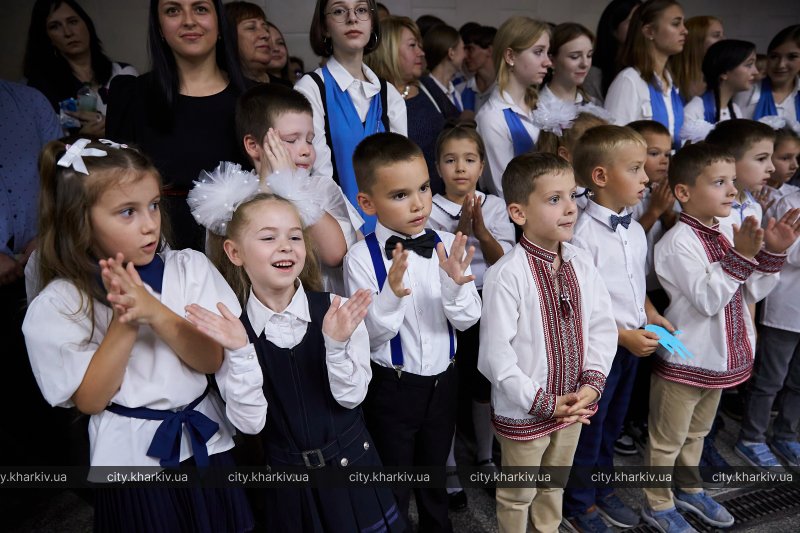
left=325, top=5, right=373, bottom=23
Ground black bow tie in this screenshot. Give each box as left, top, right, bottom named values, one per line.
left=385, top=232, right=436, bottom=259
left=609, top=213, right=632, bottom=231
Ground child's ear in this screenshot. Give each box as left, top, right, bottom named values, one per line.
left=243, top=134, right=262, bottom=162
left=503, top=47, right=515, bottom=68
left=591, top=166, right=608, bottom=188
left=673, top=183, right=690, bottom=203
left=507, top=202, right=527, bottom=226
left=357, top=191, right=377, bottom=216
left=223, top=239, right=244, bottom=267
left=557, top=146, right=571, bottom=162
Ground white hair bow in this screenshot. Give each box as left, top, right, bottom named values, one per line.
left=57, top=138, right=107, bottom=175
left=98, top=138, right=128, bottom=150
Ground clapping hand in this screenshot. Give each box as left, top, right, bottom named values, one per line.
left=322, top=289, right=372, bottom=342
left=436, top=232, right=476, bottom=286
left=185, top=302, right=249, bottom=350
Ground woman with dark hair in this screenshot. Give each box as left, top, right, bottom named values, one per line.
left=295, top=0, right=406, bottom=234
left=583, top=0, right=641, bottom=103
left=224, top=1, right=291, bottom=86
left=539, top=23, right=597, bottom=107
left=421, top=24, right=467, bottom=122
left=681, top=40, right=757, bottom=141
left=736, top=25, right=800, bottom=123
left=106, top=0, right=247, bottom=251
left=605, top=0, right=687, bottom=149
left=23, top=0, right=137, bottom=134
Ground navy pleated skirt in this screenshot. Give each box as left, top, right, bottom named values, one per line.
left=94, top=450, right=253, bottom=533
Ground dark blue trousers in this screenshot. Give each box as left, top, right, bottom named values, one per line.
left=564, top=346, right=639, bottom=515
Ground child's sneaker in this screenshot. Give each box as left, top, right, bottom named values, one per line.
left=734, top=440, right=782, bottom=469
left=614, top=433, right=637, bottom=456
left=771, top=439, right=800, bottom=469
left=641, top=506, right=697, bottom=533
left=673, top=490, right=734, bottom=528
left=563, top=506, right=612, bottom=533
left=597, top=492, right=640, bottom=527
left=626, top=420, right=649, bottom=453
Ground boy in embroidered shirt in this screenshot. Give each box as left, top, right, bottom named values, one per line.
left=643, top=142, right=799, bottom=532
left=343, top=132, right=481, bottom=532
left=564, top=125, right=674, bottom=531
left=478, top=153, right=617, bottom=533
left=235, top=83, right=358, bottom=294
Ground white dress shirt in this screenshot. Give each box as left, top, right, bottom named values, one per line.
left=294, top=56, right=408, bottom=187
left=343, top=221, right=482, bottom=376
left=763, top=183, right=800, bottom=227
left=760, top=190, right=800, bottom=333
left=716, top=190, right=762, bottom=235
left=476, top=87, right=541, bottom=198
left=631, top=188, right=680, bottom=291
left=216, top=282, right=372, bottom=435
left=478, top=238, right=617, bottom=441
left=605, top=67, right=679, bottom=136
left=683, top=94, right=742, bottom=124
left=427, top=192, right=516, bottom=289
left=735, top=76, right=799, bottom=121
left=571, top=200, right=648, bottom=330
left=22, top=250, right=237, bottom=468
left=538, top=84, right=588, bottom=107
left=654, top=213, right=784, bottom=388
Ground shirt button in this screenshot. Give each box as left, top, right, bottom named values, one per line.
left=340, top=458, right=349, bottom=467
left=624, top=240, right=628, bottom=245
left=363, top=441, right=370, bottom=450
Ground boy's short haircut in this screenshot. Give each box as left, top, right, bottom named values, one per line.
left=502, top=152, right=573, bottom=206
left=627, top=120, right=671, bottom=139
left=235, top=84, right=313, bottom=150
left=668, top=141, right=735, bottom=192
left=353, top=132, right=424, bottom=193
left=572, top=125, right=647, bottom=188
left=705, top=119, right=777, bottom=160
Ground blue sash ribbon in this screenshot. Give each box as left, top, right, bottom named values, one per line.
left=106, top=387, right=219, bottom=468
left=461, top=87, right=476, bottom=111
left=648, top=81, right=684, bottom=149
left=753, top=77, right=800, bottom=122
left=322, top=66, right=385, bottom=234
left=502, top=108, right=535, bottom=157
left=364, top=230, right=455, bottom=371
left=701, top=90, right=716, bottom=124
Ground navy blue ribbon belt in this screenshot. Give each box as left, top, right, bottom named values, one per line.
left=106, top=386, right=219, bottom=468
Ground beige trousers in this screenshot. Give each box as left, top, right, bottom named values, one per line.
left=644, top=374, right=722, bottom=511
left=496, top=422, right=582, bottom=533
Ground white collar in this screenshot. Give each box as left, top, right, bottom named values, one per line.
left=325, top=56, right=381, bottom=98
left=432, top=192, right=486, bottom=218
left=246, top=281, right=310, bottom=337
left=430, top=74, right=456, bottom=97
left=374, top=220, right=427, bottom=243
left=540, top=84, right=584, bottom=105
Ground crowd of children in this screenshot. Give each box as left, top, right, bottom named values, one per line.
left=12, top=1, right=800, bottom=533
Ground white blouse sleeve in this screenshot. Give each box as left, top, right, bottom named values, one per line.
left=216, top=343, right=267, bottom=434
left=295, top=73, right=335, bottom=183
left=324, top=294, right=372, bottom=409
left=605, top=70, right=646, bottom=126
left=483, top=196, right=516, bottom=253
left=386, top=83, right=408, bottom=135
left=476, top=106, right=513, bottom=198
left=22, top=282, right=102, bottom=408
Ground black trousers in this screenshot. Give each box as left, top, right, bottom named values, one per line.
left=363, top=362, right=458, bottom=533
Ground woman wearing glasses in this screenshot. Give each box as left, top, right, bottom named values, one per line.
left=295, top=0, right=407, bottom=234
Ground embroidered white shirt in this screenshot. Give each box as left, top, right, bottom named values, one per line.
left=427, top=192, right=516, bottom=289
left=572, top=200, right=648, bottom=329
left=478, top=239, right=617, bottom=440
left=654, top=213, right=784, bottom=388
left=343, top=221, right=481, bottom=376
left=476, top=87, right=541, bottom=198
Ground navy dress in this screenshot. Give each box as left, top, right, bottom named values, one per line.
left=240, top=291, right=404, bottom=533
left=406, top=88, right=447, bottom=196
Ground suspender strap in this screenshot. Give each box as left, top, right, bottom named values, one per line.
left=364, top=230, right=455, bottom=374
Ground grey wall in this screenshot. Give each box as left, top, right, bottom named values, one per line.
left=2, top=0, right=798, bottom=82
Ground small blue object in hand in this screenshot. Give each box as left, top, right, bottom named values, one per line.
left=644, top=324, right=694, bottom=360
